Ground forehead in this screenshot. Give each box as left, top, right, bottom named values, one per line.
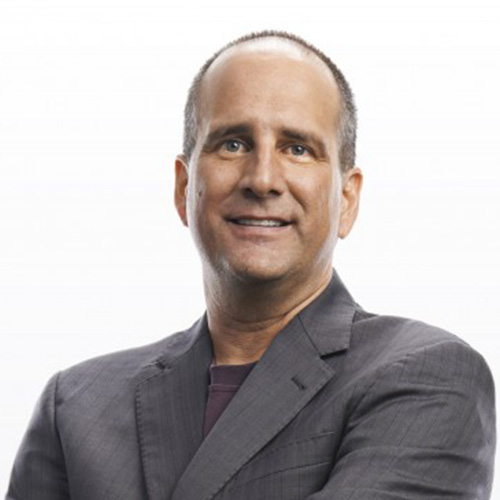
left=198, top=40, right=341, bottom=132
left=212, top=37, right=327, bottom=69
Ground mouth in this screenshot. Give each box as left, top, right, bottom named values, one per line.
left=229, top=218, right=291, bottom=228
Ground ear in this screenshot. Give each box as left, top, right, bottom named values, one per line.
left=338, top=167, right=363, bottom=239
left=174, top=154, right=189, bottom=227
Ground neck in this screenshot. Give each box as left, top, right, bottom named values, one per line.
left=205, top=267, right=332, bottom=365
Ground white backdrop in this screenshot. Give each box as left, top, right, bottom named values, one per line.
left=1, top=0, right=499, bottom=495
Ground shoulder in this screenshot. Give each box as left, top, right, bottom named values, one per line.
left=319, top=309, right=496, bottom=498
left=54, top=317, right=204, bottom=403
left=352, top=306, right=473, bottom=356
left=347, top=306, right=494, bottom=389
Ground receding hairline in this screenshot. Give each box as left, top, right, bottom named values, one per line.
left=200, top=36, right=340, bottom=103
left=196, top=37, right=343, bottom=126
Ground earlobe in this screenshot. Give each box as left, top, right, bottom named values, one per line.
left=338, top=167, right=363, bottom=239
left=174, top=155, right=189, bottom=227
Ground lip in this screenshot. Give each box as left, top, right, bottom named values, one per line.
left=224, top=215, right=293, bottom=240
left=225, top=215, right=293, bottom=225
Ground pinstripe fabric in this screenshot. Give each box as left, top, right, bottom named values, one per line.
left=6, top=269, right=496, bottom=499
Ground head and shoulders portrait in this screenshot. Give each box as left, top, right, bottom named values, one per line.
left=2, top=4, right=498, bottom=499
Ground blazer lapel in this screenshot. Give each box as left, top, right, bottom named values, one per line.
left=171, top=269, right=357, bottom=500
left=170, top=316, right=333, bottom=500
left=135, top=315, right=214, bottom=500
left=135, top=269, right=357, bottom=500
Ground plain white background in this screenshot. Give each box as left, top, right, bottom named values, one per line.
left=1, top=0, right=499, bottom=495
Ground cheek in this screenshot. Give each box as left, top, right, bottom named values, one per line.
left=188, top=161, right=238, bottom=218
left=298, top=171, right=339, bottom=226
left=317, top=190, right=339, bottom=238
left=327, top=182, right=341, bottom=223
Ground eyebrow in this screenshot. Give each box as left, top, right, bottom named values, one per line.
left=202, top=124, right=253, bottom=150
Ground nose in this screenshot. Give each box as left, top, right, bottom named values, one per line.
left=238, top=148, right=286, bottom=199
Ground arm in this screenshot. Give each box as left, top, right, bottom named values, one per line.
left=307, top=341, right=496, bottom=499
left=6, top=373, right=70, bottom=500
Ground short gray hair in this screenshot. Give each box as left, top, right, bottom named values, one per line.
left=183, top=30, right=357, bottom=172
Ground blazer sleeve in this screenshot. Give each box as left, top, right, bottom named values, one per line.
left=6, top=372, right=70, bottom=500
left=306, top=341, right=496, bottom=500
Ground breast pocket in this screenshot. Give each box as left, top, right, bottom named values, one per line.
left=225, top=431, right=336, bottom=498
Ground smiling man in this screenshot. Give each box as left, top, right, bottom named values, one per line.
left=174, top=36, right=361, bottom=367
left=7, top=32, right=495, bottom=500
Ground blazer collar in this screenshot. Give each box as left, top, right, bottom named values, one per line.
left=298, top=267, right=357, bottom=356
left=135, top=268, right=357, bottom=500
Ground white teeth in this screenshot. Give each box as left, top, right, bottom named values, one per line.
left=234, top=219, right=286, bottom=227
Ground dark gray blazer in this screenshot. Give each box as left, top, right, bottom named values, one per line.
left=6, top=270, right=496, bottom=499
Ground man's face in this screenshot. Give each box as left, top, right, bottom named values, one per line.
left=175, top=44, right=362, bottom=285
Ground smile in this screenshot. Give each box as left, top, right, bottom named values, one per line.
left=231, top=219, right=290, bottom=227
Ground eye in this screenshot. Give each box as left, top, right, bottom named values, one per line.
left=288, top=144, right=308, bottom=156
left=222, top=140, right=245, bottom=153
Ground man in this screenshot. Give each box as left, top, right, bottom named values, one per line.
left=6, top=31, right=495, bottom=500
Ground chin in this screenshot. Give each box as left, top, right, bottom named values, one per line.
left=222, top=258, right=294, bottom=285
